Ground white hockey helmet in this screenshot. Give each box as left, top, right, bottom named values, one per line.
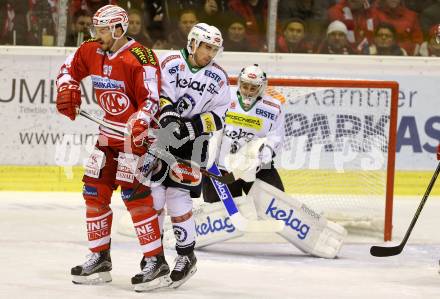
left=187, top=23, right=223, bottom=55
left=238, top=64, right=267, bottom=108
left=91, top=5, right=129, bottom=40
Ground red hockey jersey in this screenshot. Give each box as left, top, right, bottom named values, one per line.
left=57, top=38, right=160, bottom=147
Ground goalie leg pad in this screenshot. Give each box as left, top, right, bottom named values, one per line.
left=248, top=180, right=347, bottom=259
left=192, top=196, right=258, bottom=248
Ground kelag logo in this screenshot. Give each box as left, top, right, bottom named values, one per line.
left=195, top=215, right=235, bottom=236
left=265, top=198, right=310, bottom=240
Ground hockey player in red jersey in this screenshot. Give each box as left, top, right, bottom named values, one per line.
left=55, top=5, right=166, bottom=289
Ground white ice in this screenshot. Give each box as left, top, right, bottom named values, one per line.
left=0, top=192, right=439, bottom=299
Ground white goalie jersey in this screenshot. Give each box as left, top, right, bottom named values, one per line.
left=217, top=86, right=285, bottom=170
left=159, top=49, right=231, bottom=120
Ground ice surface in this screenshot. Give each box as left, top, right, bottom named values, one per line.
left=0, top=192, right=439, bottom=299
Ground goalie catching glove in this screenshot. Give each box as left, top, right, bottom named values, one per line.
left=56, top=81, right=81, bottom=120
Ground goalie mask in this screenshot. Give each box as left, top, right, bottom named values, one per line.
left=238, top=64, right=267, bottom=109
left=187, top=23, right=223, bottom=56
left=91, top=5, right=129, bottom=40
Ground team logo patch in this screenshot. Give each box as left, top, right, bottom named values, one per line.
left=175, top=94, right=195, bottom=115
left=99, top=91, right=130, bottom=115
left=173, top=225, right=188, bottom=242
left=225, top=112, right=262, bottom=130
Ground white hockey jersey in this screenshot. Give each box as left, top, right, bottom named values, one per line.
left=159, top=49, right=231, bottom=121
left=217, top=86, right=285, bottom=170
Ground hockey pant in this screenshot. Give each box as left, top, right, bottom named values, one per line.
left=82, top=144, right=162, bottom=257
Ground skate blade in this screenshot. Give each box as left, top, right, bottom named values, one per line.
left=133, top=275, right=172, bottom=292
left=72, top=271, right=112, bottom=285
left=169, top=266, right=197, bottom=289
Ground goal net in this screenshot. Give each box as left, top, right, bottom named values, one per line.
left=244, top=77, right=398, bottom=241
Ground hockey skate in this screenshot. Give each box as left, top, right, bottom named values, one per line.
left=71, top=249, right=112, bottom=285
left=169, top=251, right=197, bottom=288
left=131, top=254, right=172, bottom=292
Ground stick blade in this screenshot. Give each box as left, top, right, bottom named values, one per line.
left=370, top=245, right=403, bottom=257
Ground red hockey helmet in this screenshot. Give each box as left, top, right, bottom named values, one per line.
left=91, top=5, right=128, bottom=40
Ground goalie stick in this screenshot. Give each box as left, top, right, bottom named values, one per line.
left=370, top=161, right=440, bottom=257
left=208, top=163, right=285, bottom=233
left=78, top=109, right=236, bottom=184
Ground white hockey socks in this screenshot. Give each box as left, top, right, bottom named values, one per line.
left=248, top=179, right=347, bottom=258
left=171, top=213, right=196, bottom=255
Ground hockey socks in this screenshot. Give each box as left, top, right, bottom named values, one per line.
left=171, top=211, right=196, bottom=255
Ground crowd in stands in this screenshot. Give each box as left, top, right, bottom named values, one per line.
left=2, top=0, right=440, bottom=56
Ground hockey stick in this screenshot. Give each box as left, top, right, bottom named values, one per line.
left=78, top=110, right=236, bottom=184
left=208, top=163, right=285, bottom=232
left=370, top=161, right=440, bottom=257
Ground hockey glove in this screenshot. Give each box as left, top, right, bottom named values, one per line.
left=176, top=120, right=197, bottom=141
left=56, top=82, right=81, bottom=120
left=158, top=111, right=197, bottom=142
left=130, top=119, right=154, bottom=155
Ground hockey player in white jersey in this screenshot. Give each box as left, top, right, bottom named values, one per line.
left=197, top=64, right=347, bottom=258
left=132, top=23, right=231, bottom=291
left=202, top=64, right=285, bottom=200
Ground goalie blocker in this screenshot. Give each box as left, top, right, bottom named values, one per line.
left=193, top=179, right=347, bottom=258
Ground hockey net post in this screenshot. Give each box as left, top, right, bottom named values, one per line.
left=230, top=77, right=398, bottom=241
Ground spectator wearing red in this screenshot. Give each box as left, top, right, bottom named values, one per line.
left=228, top=0, right=268, bottom=51
left=418, top=24, right=440, bottom=56
left=371, top=0, right=423, bottom=55
left=27, top=0, right=59, bottom=45
left=328, top=0, right=375, bottom=52
left=318, top=20, right=357, bottom=54
left=277, top=18, right=315, bottom=53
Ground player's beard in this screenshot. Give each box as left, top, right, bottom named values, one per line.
left=97, top=38, right=115, bottom=52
